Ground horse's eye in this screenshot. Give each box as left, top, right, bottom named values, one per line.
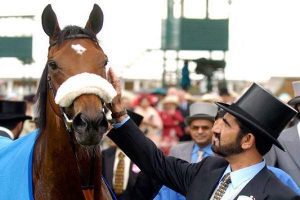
left=48, top=61, right=58, bottom=70
left=104, top=60, right=109, bottom=67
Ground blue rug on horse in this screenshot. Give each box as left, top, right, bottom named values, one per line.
left=0, top=129, right=39, bottom=200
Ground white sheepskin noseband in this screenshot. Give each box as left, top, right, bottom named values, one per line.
left=55, top=73, right=117, bottom=107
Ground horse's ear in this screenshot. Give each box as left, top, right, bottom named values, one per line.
left=85, top=4, right=104, bottom=35
left=42, top=4, right=61, bottom=41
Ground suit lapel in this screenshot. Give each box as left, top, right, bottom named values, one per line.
left=234, top=167, right=269, bottom=200
left=282, top=126, right=300, bottom=169
left=195, top=166, right=227, bottom=200
left=183, top=142, right=194, bottom=162
left=127, top=162, right=134, bottom=189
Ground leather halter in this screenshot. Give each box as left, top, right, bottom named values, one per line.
left=46, top=34, right=102, bottom=190
left=49, top=34, right=99, bottom=49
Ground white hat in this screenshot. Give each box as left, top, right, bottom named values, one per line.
left=161, top=95, right=179, bottom=105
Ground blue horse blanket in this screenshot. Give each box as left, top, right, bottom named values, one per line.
left=0, top=129, right=117, bottom=200
left=0, top=129, right=39, bottom=200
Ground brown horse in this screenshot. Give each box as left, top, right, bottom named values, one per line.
left=33, top=4, right=114, bottom=200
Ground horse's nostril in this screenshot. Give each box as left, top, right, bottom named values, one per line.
left=97, top=112, right=108, bottom=130
left=73, top=113, right=88, bottom=131
left=73, top=112, right=108, bottom=134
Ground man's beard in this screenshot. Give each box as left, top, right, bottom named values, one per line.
left=211, top=132, right=244, bottom=157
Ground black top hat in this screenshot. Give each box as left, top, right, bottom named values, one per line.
left=215, top=83, right=297, bottom=151
left=127, top=110, right=143, bottom=127
left=0, top=100, right=32, bottom=121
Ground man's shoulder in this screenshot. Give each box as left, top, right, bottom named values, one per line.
left=171, top=141, right=194, bottom=151
left=169, top=141, right=194, bottom=156
left=265, top=171, right=299, bottom=198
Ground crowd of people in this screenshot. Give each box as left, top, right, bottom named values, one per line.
left=0, top=79, right=300, bottom=200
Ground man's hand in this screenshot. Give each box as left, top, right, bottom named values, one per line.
left=107, top=68, right=127, bottom=122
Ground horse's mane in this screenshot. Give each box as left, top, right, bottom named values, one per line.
left=36, top=26, right=98, bottom=130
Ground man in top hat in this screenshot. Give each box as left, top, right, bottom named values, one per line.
left=265, top=81, right=300, bottom=186
left=106, top=67, right=299, bottom=200
left=0, top=100, right=32, bottom=140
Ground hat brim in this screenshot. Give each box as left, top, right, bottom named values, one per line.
left=215, top=102, right=285, bottom=151
left=0, top=114, right=32, bottom=121
left=288, top=96, right=300, bottom=108
left=185, top=114, right=215, bottom=125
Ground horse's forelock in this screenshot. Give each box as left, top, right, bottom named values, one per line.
left=57, top=26, right=98, bottom=46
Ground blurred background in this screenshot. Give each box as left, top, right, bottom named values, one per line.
left=0, top=0, right=300, bottom=101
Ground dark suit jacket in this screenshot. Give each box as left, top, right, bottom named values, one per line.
left=102, top=146, right=140, bottom=200
left=0, top=130, right=12, bottom=139
left=109, top=119, right=299, bottom=200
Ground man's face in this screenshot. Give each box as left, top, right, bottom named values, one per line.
left=189, top=119, right=214, bottom=147
left=211, top=113, right=244, bottom=157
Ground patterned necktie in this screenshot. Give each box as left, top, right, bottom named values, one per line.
left=196, top=150, right=204, bottom=163
left=114, top=152, right=125, bottom=195
left=213, top=173, right=231, bottom=200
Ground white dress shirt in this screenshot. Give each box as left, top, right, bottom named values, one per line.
left=0, top=126, right=14, bottom=140
left=210, top=160, right=265, bottom=200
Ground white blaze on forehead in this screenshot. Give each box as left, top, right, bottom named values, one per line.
left=71, top=44, right=87, bottom=55
left=55, top=73, right=117, bottom=107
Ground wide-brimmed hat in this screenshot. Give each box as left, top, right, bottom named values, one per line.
left=0, top=100, right=32, bottom=121
left=288, top=81, right=300, bottom=110
left=185, top=102, right=218, bottom=125
left=215, top=83, right=297, bottom=151
left=161, top=95, right=179, bottom=106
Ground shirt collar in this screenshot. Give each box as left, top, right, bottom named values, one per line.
left=223, top=160, right=265, bottom=189
left=0, top=126, right=14, bottom=140
left=192, top=143, right=213, bottom=156
left=115, top=148, right=128, bottom=159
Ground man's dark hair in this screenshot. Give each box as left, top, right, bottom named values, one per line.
left=0, top=119, right=23, bottom=130
left=235, top=118, right=273, bottom=155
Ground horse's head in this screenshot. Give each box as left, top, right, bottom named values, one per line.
left=38, top=4, right=115, bottom=146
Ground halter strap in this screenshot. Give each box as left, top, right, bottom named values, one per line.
left=47, top=73, right=103, bottom=190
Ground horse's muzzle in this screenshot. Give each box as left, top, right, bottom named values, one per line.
left=72, top=111, right=108, bottom=146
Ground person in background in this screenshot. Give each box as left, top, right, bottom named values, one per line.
left=20, top=94, right=37, bottom=136
left=159, top=95, right=184, bottom=155
left=265, top=81, right=300, bottom=187
left=218, top=87, right=236, bottom=104
left=134, top=94, right=163, bottom=145
left=151, top=87, right=167, bottom=111
left=102, top=110, right=144, bottom=200
left=0, top=99, right=32, bottom=146
left=106, top=68, right=299, bottom=200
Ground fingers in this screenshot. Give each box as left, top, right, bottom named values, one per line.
left=107, top=67, right=121, bottom=94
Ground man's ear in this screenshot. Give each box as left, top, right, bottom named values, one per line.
left=241, top=133, right=255, bottom=150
